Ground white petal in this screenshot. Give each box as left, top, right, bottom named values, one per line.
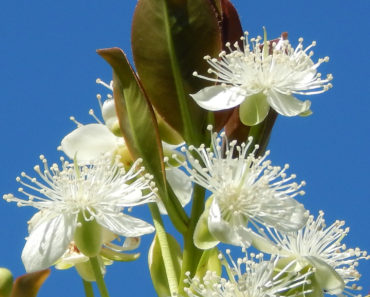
left=157, top=168, right=192, bottom=215
left=267, top=90, right=311, bottom=116
left=190, top=86, right=246, bottom=111
left=246, top=230, right=282, bottom=254
left=259, top=198, right=308, bottom=232
left=208, top=200, right=243, bottom=246
left=22, top=213, right=76, bottom=272
left=61, top=124, right=119, bottom=162
left=101, top=99, right=118, bottom=129
left=97, top=213, right=155, bottom=237
left=166, top=168, right=192, bottom=208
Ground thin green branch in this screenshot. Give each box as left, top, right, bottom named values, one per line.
left=178, top=184, right=206, bottom=295
left=89, top=256, right=110, bottom=297
left=82, top=280, right=95, bottom=297
left=149, top=203, right=179, bottom=296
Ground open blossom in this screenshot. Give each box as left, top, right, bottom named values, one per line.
left=191, top=32, right=333, bottom=126
left=177, top=127, right=308, bottom=249
left=3, top=154, right=155, bottom=272
left=60, top=78, right=192, bottom=214
left=185, top=250, right=312, bottom=297
left=263, top=211, right=369, bottom=296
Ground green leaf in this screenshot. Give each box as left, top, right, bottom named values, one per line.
left=98, top=48, right=188, bottom=233
left=239, top=93, right=270, bottom=126
left=132, top=0, right=222, bottom=145
left=10, top=270, right=50, bottom=297
left=97, top=48, right=166, bottom=192
left=148, top=233, right=182, bottom=297
left=194, top=248, right=221, bottom=280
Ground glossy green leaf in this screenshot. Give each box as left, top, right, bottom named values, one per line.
left=98, top=48, right=188, bottom=233
left=10, top=270, right=50, bottom=297
left=239, top=93, right=270, bottom=126
left=148, top=233, right=182, bottom=297
left=194, top=248, right=221, bottom=280
left=132, top=0, right=222, bottom=145
left=97, top=48, right=166, bottom=192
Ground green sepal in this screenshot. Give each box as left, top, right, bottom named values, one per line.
left=305, top=272, right=324, bottom=297
left=100, top=248, right=140, bottom=262
left=194, top=248, right=221, bottom=281
left=239, top=93, right=270, bottom=126
left=305, top=256, right=345, bottom=294
left=193, top=197, right=219, bottom=250
left=132, top=0, right=222, bottom=145
left=74, top=212, right=103, bottom=258
left=75, top=260, right=97, bottom=282
left=299, top=109, right=313, bottom=117
left=148, top=233, right=182, bottom=297
left=0, top=268, right=13, bottom=297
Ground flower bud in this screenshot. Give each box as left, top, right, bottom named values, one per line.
left=114, top=145, right=134, bottom=170
left=74, top=212, right=103, bottom=258
left=102, top=99, right=122, bottom=137
left=0, top=268, right=13, bottom=297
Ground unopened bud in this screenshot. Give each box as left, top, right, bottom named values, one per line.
left=0, top=268, right=13, bottom=297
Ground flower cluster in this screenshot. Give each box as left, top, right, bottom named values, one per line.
left=1, top=4, right=368, bottom=297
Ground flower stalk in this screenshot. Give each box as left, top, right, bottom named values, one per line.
left=89, top=257, right=110, bottom=297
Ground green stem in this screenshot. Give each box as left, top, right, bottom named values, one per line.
left=248, top=109, right=277, bottom=157
left=149, top=203, right=179, bottom=296
left=82, top=280, right=95, bottom=297
left=161, top=0, right=198, bottom=144
left=89, top=256, right=110, bottom=297
left=178, top=184, right=206, bottom=295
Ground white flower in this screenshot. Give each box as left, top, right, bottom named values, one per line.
left=3, top=154, right=155, bottom=272
left=178, top=127, right=308, bottom=249
left=191, top=31, right=333, bottom=126
left=60, top=78, right=192, bottom=214
left=264, top=211, right=369, bottom=296
left=185, top=250, right=312, bottom=297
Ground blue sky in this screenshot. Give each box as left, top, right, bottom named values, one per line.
left=0, top=0, right=369, bottom=296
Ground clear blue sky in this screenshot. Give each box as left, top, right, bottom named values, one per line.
left=0, top=0, right=369, bottom=296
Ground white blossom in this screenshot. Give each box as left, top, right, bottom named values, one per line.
left=177, top=127, right=308, bottom=249
left=191, top=31, right=332, bottom=126
left=263, top=211, right=369, bottom=296
left=185, top=250, right=312, bottom=297
left=3, top=154, right=155, bottom=272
